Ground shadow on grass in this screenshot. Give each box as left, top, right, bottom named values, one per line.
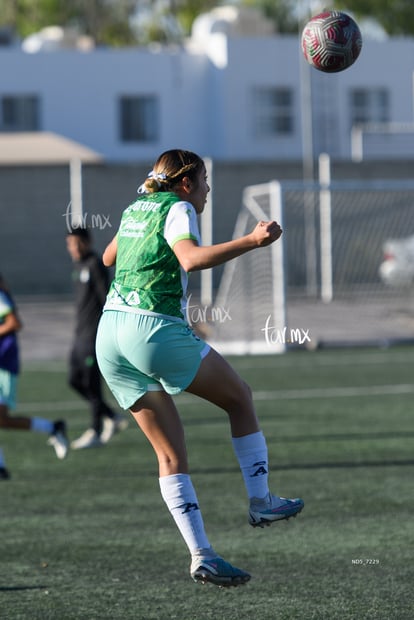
left=190, top=459, right=414, bottom=473
left=271, top=459, right=414, bottom=470
left=0, top=586, right=48, bottom=591
left=271, top=431, right=414, bottom=442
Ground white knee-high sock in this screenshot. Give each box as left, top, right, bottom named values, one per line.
left=232, top=431, right=270, bottom=500
left=159, top=473, right=211, bottom=555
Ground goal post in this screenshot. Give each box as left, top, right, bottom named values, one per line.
left=208, top=181, right=286, bottom=354
left=351, top=122, right=414, bottom=162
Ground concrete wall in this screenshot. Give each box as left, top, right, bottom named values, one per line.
left=1, top=158, right=414, bottom=295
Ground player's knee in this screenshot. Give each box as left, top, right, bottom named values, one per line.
left=69, top=376, right=83, bottom=392
left=157, top=453, right=188, bottom=476
left=0, top=406, right=11, bottom=427
left=242, top=380, right=253, bottom=401
left=225, top=379, right=253, bottom=413
left=238, top=377, right=252, bottom=398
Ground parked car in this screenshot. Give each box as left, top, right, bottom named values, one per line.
left=379, top=234, right=414, bottom=287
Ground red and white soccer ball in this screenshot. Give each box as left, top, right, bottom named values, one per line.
left=301, top=10, right=362, bottom=73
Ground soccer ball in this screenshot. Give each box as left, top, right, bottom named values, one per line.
left=301, top=11, right=362, bottom=73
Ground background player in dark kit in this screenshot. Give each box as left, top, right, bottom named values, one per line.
left=66, top=228, right=127, bottom=449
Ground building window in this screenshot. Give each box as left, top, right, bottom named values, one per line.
left=0, top=95, right=40, bottom=131
left=252, top=86, right=294, bottom=137
left=119, top=95, right=159, bottom=143
left=350, top=88, right=390, bottom=125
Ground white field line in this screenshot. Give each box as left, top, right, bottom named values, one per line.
left=17, top=400, right=93, bottom=413
left=252, top=383, right=414, bottom=401
left=17, top=383, right=414, bottom=412
left=23, top=351, right=414, bottom=374
left=234, top=351, right=414, bottom=370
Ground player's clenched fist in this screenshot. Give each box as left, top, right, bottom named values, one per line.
left=251, top=220, right=283, bottom=247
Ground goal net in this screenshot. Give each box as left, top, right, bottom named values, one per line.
left=206, top=175, right=414, bottom=352
left=208, top=182, right=286, bottom=354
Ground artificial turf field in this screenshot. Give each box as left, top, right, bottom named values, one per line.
left=1, top=347, right=413, bottom=620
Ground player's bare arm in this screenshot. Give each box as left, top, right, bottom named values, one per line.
left=93, top=262, right=111, bottom=306
left=102, top=235, right=118, bottom=267
left=0, top=311, right=22, bottom=336
left=173, top=220, right=282, bottom=272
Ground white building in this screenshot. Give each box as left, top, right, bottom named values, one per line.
left=1, top=7, right=414, bottom=162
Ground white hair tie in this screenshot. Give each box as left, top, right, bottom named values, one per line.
left=148, top=170, right=167, bottom=184
left=137, top=170, right=167, bottom=194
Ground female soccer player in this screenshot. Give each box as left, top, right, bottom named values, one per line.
left=0, top=273, right=69, bottom=479
left=96, top=149, right=304, bottom=587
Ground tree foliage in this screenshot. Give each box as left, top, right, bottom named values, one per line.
left=333, top=0, right=414, bottom=35
left=241, top=0, right=300, bottom=34
left=0, top=0, right=137, bottom=46
left=172, top=0, right=218, bottom=37
left=0, top=0, right=303, bottom=45
left=2, top=0, right=414, bottom=46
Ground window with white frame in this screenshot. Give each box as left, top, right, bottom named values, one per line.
left=0, top=95, right=40, bottom=131
left=252, top=86, right=294, bottom=138
left=119, top=95, right=159, bottom=143
left=350, top=88, right=390, bottom=125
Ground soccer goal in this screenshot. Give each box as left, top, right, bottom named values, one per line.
left=208, top=181, right=286, bottom=355
left=351, top=122, right=414, bottom=161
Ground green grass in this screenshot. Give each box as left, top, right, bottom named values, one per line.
left=1, top=348, right=414, bottom=619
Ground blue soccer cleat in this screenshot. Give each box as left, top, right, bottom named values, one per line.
left=191, top=556, right=251, bottom=587
left=249, top=494, right=304, bottom=528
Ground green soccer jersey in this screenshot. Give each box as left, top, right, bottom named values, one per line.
left=104, top=192, right=200, bottom=320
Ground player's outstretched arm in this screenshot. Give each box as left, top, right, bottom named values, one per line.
left=173, top=220, right=282, bottom=273
left=102, top=235, right=118, bottom=267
